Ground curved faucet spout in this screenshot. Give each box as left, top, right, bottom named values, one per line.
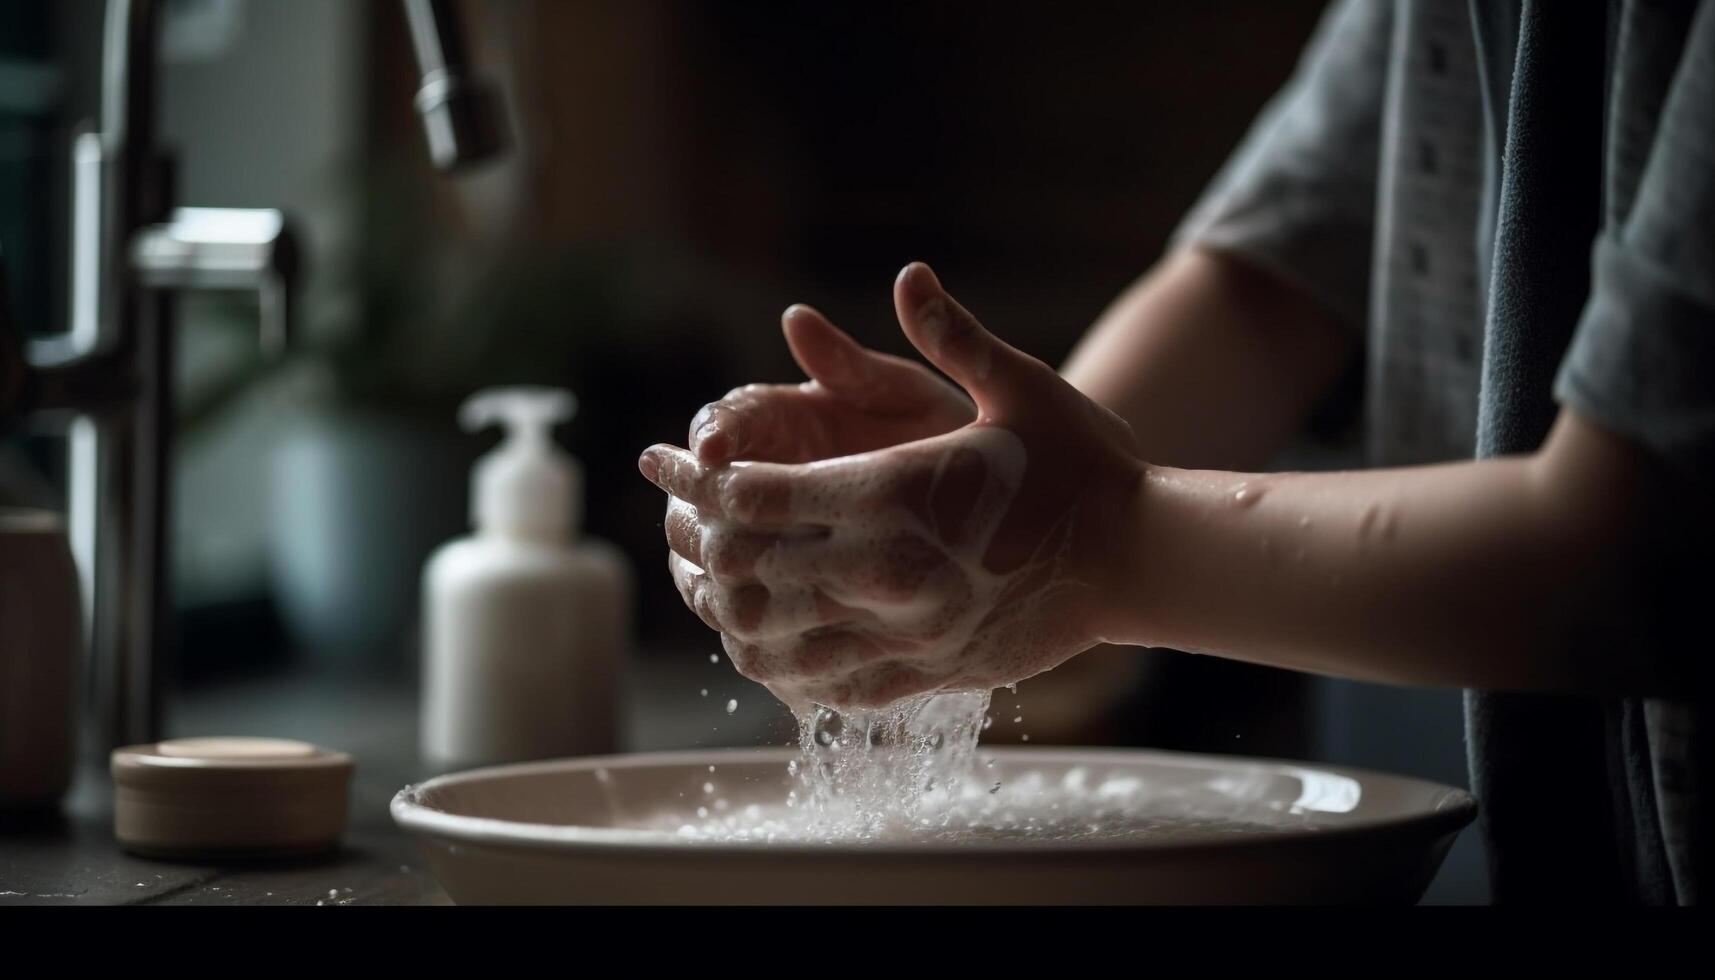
left=404, top=0, right=509, bottom=172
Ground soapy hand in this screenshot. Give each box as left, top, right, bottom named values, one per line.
left=686, top=304, right=975, bottom=466
left=640, top=263, right=1144, bottom=712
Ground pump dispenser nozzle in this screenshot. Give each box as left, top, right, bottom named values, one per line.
left=461, top=386, right=580, bottom=540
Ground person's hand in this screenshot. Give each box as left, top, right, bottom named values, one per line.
left=685, top=304, right=974, bottom=466
left=640, top=263, right=1145, bottom=712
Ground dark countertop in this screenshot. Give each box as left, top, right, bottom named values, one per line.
left=0, top=653, right=794, bottom=905
left=3, top=653, right=1490, bottom=905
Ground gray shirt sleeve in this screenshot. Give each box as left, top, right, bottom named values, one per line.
left=1555, top=1, right=1715, bottom=476
left=1170, top=0, right=1394, bottom=333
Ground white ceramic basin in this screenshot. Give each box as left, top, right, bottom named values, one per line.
left=392, top=747, right=1475, bottom=905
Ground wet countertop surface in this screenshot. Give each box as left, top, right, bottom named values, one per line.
left=0, top=653, right=793, bottom=905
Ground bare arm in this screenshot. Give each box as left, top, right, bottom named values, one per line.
left=1062, top=247, right=1355, bottom=471
left=1070, top=255, right=1675, bottom=696
left=1099, top=409, right=1677, bottom=697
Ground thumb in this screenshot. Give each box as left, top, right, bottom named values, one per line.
left=781, top=304, right=876, bottom=395
left=893, top=262, right=1053, bottom=419
left=782, top=303, right=961, bottom=413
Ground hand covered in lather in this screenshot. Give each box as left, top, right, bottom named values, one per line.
left=639, top=263, right=1144, bottom=712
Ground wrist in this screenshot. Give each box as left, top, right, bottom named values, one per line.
left=1076, top=456, right=1155, bottom=645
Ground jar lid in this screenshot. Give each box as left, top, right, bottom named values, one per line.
left=112, top=737, right=353, bottom=860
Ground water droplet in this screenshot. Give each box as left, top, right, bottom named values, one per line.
left=699, top=688, right=708, bottom=697
left=1359, top=504, right=1379, bottom=537
left=1012, top=716, right=1023, bottom=724
left=1021, top=734, right=1030, bottom=742
left=703, top=782, right=715, bottom=794
left=709, top=654, right=719, bottom=664
left=981, top=714, right=994, bottom=730
left=811, top=706, right=843, bottom=747
left=786, top=759, right=799, bottom=777
left=708, top=764, right=716, bottom=773
left=696, top=806, right=709, bottom=818
left=725, top=698, right=738, bottom=714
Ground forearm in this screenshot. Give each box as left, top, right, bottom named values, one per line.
left=1062, top=246, right=1355, bottom=470
left=1098, top=411, right=1671, bottom=697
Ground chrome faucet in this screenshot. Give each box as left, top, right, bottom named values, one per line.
left=0, top=0, right=507, bottom=750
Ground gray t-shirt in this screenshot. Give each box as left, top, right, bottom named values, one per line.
left=1174, top=0, right=1713, bottom=904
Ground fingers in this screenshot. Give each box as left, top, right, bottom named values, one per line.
left=780, top=305, right=864, bottom=392
left=642, top=443, right=816, bottom=525
left=688, top=386, right=770, bottom=464
left=820, top=660, right=940, bottom=711
left=766, top=657, right=941, bottom=712
left=892, top=262, right=1057, bottom=419
left=639, top=444, right=734, bottom=519
left=722, top=627, right=894, bottom=687
left=717, top=446, right=955, bottom=527
left=755, top=527, right=957, bottom=606
left=669, top=552, right=722, bottom=632
left=688, top=384, right=835, bottom=465
left=782, top=304, right=972, bottom=417
left=663, top=496, right=791, bottom=578
left=667, top=490, right=962, bottom=619
left=648, top=428, right=1008, bottom=541
left=686, top=307, right=977, bottom=467
left=670, top=547, right=866, bottom=639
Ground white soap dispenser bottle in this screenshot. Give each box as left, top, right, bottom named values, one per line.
left=421, top=386, right=631, bottom=771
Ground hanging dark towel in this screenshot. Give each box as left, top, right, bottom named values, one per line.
left=1463, top=0, right=1633, bottom=904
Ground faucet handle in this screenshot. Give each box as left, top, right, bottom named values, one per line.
left=129, top=207, right=298, bottom=356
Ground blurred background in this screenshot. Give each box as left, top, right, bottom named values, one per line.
left=0, top=0, right=1484, bottom=900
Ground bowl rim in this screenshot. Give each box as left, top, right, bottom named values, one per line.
left=390, top=746, right=1477, bottom=856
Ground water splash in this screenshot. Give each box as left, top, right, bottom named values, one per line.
left=782, top=691, right=993, bottom=839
